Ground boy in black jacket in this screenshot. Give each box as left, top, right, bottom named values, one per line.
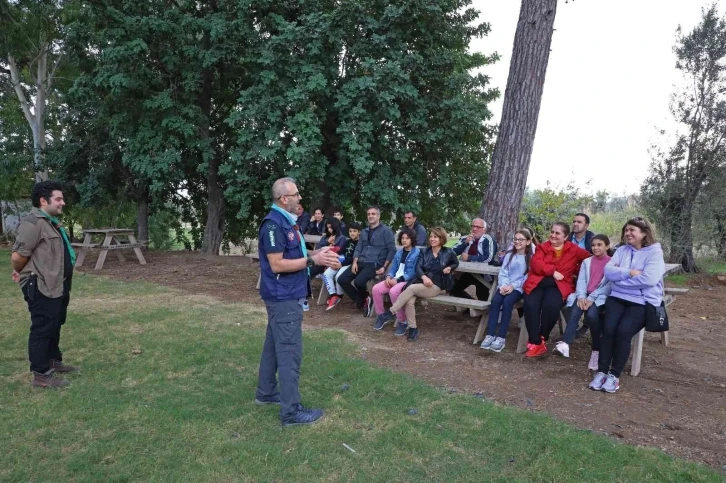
left=323, top=222, right=361, bottom=310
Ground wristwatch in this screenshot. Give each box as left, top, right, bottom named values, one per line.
left=306, top=257, right=315, bottom=268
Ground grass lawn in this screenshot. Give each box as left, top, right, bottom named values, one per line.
left=0, top=251, right=721, bottom=482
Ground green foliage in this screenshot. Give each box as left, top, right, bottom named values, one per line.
left=519, top=182, right=593, bottom=240
left=148, top=206, right=184, bottom=251
left=225, top=0, right=498, bottom=231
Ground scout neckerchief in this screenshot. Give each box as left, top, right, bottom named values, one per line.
left=39, top=209, right=76, bottom=266
left=271, top=204, right=309, bottom=274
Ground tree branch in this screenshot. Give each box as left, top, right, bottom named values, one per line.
left=7, top=53, right=37, bottom=132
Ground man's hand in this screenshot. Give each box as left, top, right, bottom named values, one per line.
left=375, top=267, right=385, bottom=276
left=351, top=261, right=358, bottom=274
left=553, top=271, right=564, bottom=281
left=11, top=270, right=20, bottom=283
left=422, top=275, right=433, bottom=288
left=465, top=235, right=474, bottom=244
left=443, top=266, right=452, bottom=275
left=310, top=247, right=339, bottom=267
left=461, top=252, right=469, bottom=261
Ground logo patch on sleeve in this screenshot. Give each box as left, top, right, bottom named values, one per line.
left=269, top=230, right=276, bottom=247
left=288, top=231, right=295, bottom=241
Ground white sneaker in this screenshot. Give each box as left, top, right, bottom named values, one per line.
left=589, top=371, right=608, bottom=391
left=602, top=373, right=620, bottom=393
left=588, top=351, right=599, bottom=371
left=480, top=335, right=495, bottom=350
left=490, top=337, right=506, bottom=353
left=553, top=341, right=570, bottom=358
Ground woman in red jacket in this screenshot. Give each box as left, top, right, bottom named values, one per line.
left=523, top=222, right=590, bottom=357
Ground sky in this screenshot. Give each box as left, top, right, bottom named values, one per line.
left=469, top=0, right=712, bottom=195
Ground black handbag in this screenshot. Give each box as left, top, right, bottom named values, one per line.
left=644, top=301, right=669, bottom=332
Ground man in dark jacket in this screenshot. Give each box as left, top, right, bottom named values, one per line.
left=295, top=204, right=311, bottom=234
left=450, top=218, right=497, bottom=301
left=568, top=213, right=594, bottom=253
left=402, top=211, right=427, bottom=246
left=337, top=206, right=396, bottom=316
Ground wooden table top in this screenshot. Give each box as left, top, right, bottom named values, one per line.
left=455, top=261, right=501, bottom=276
left=83, top=228, right=136, bottom=234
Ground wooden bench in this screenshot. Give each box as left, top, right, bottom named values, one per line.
left=630, top=287, right=688, bottom=376
left=246, top=253, right=261, bottom=289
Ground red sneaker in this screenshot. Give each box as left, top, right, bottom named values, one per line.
left=326, top=295, right=341, bottom=311
left=525, top=342, right=547, bottom=358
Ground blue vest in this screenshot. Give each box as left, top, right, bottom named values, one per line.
left=258, top=209, right=310, bottom=302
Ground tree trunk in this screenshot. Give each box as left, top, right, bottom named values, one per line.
left=201, top=156, right=225, bottom=255
left=0, top=203, right=4, bottom=235
left=198, top=24, right=224, bottom=256
left=137, top=197, right=149, bottom=244
left=715, top=214, right=726, bottom=261
left=478, top=0, right=557, bottom=249
left=668, top=204, right=698, bottom=272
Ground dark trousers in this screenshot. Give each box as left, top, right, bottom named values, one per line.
left=562, top=302, right=604, bottom=348
left=22, top=280, right=70, bottom=374
left=450, top=273, right=490, bottom=301
left=309, top=265, right=325, bottom=279
left=256, top=299, right=304, bottom=421
left=598, top=296, right=646, bottom=378
left=523, top=277, right=563, bottom=344
left=486, top=290, right=523, bottom=338
left=337, top=262, right=378, bottom=306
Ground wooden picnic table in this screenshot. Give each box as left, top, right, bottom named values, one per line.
left=73, top=228, right=147, bottom=270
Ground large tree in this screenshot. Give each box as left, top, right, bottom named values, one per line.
left=0, top=0, right=69, bottom=182
left=641, top=5, right=726, bottom=271
left=478, top=0, right=557, bottom=248
left=225, top=0, right=498, bottom=230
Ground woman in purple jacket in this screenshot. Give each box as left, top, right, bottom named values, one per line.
left=589, top=217, right=665, bottom=394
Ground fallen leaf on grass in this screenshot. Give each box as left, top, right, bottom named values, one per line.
left=132, top=349, right=143, bottom=355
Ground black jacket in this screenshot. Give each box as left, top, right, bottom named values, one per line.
left=297, top=211, right=311, bottom=234
left=567, top=230, right=594, bottom=253
left=305, top=217, right=327, bottom=236
left=413, top=246, right=459, bottom=291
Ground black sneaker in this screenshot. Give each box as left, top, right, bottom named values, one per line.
left=282, top=405, right=325, bottom=427
left=407, top=327, right=419, bottom=341
left=374, top=311, right=395, bottom=330
left=363, top=296, right=374, bottom=317
left=394, top=321, right=409, bottom=336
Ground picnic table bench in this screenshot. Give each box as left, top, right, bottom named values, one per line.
left=74, top=228, right=147, bottom=270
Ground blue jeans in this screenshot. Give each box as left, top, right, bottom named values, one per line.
left=486, top=290, right=523, bottom=338
left=562, top=301, right=604, bottom=348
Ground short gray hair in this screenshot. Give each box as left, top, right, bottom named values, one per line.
left=271, top=177, right=296, bottom=200
left=473, top=217, right=487, bottom=230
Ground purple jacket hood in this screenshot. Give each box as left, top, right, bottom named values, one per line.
left=604, top=243, right=665, bottom=306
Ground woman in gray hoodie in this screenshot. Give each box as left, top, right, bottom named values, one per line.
left=589, top=217, right=665, bottom=394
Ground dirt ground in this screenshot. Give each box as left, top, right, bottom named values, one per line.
left=79, top=250, right=726, bottom=469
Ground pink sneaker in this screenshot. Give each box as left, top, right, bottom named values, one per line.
left=588, top=351, right=599, bottom=371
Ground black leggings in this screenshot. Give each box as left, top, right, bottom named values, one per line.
left=523, top=277, right=564, bottom=345
left=598, top=296, right=646, bottom=377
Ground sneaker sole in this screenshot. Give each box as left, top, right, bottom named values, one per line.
left=603, top=386, right=619, bottom=394
left=480, top=345, right=492, bottom=350
left=553, top=348, right=569, bottom=358
left=373, top=320, right=391, bottom=331
left=589, top=384, right=605, bottom=391
left=254, top=399, right=282, bottom=406
left=489, top=345, right=505, bottom=353
left=282, top=415, right=325, bottom=427
left=394, top=327, right=408, bottom=337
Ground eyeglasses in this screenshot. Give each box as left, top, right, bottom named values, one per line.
left=471, top=225, right=484, bottom=229
left=512, top=237, right=527, bottom=242
left=279, top=192, right=301, bottom=199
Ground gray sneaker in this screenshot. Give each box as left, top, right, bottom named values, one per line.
left=490, top=337, right=506, bottom=353
left=601, top=373, right=620, bottom=393
left=588, top=371, right=608, bottom=391
left=480, top=335, right=495, bottom=350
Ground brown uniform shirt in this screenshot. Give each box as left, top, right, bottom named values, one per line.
left=12, top=208, right=67, bottom=298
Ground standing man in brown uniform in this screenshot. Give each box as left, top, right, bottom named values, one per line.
left=11, top=181, right=79, bottom=388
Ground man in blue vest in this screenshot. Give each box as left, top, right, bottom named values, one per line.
left=255, top=177, right=340, bottom=426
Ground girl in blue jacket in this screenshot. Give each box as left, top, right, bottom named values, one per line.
left=480, top=230, right=533, bottom=352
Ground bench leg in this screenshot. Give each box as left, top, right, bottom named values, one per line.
left=473, top=313, right=489, bottom=345
left=256, top=273, right=261, bottom=290
left=661, top=331, right=669, bottom=347
left=75, top=247, right=87, bottom=267
left=516, top=318, right=529, bottom=353
left=558, top=310, right=565, bottom=335
left=128, top=235, right=147, bottom=265
left=631, top=328, right=645, bottom=377
left=317, top=281, right=329, bottom=306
